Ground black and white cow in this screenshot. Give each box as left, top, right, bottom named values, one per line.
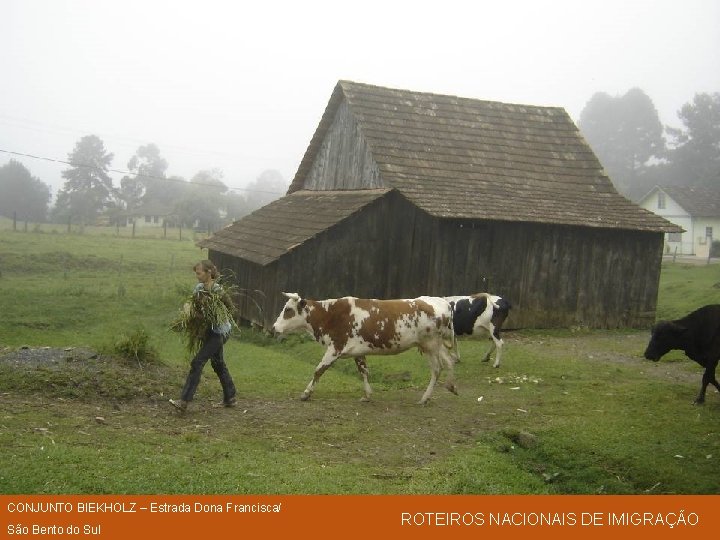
left=445, top=293, right=511, bottom=368
left=271, top=293, right=458, bottom=404
left=644, top=304, right=720, bottom=404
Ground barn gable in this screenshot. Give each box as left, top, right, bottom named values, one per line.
left=290, top=81, right=678, bottom=233
left=303, top=100, right=384, bottom=191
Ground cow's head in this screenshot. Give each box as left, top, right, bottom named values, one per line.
left=644, top=321, right=686, bottom=361
left=272, top=292, right=309, bottom=335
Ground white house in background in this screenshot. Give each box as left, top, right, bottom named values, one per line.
left=638, top=185, right=720, bottom=257
left=131, top=202, right=176, bottom=228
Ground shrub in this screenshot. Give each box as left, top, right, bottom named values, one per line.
left=111, top=328, right=160, bottom=366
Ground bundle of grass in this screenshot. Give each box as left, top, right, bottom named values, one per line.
left=171, top=280, right=238, bottom=354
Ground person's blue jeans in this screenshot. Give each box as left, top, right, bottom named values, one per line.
left=180, top=330, right=236, bottom=403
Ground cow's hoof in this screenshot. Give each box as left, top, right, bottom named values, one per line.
left=300, top=393, right=311, bottom=401
left=359, top=396, right=371, bottom=402
left=693, top=398, right=705, bottom=405
left=445, top=383, right=458, bottom=395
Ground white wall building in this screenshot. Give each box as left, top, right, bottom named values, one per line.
left=639, top=186, right=720, bottom=257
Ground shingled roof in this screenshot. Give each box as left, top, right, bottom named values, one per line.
left=289, top=81, right=679, bottom=233
left=198, top=189, right=390, bottom=265
left=661, top=185, right=720, bottom=217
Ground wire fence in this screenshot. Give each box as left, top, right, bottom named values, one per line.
left=0, top=212, right=212, bottom=242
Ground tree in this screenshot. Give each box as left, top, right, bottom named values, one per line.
left=666, top=92, right=720, bottom=187
left=125, top=143, right=169, bottom=208
left=578, top=88, right=665, bottom=199
left=244, top=169, right=287, bottom=212
left=53, top=135, right=115, bottom=224
left=225, top=192, right=252, bottom=221
left=0, top=160, right=51, bottom=221
left=175, top=169, right=227, bottom=230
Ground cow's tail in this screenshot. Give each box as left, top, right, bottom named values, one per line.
left=441, top=313, right=460, bottom=365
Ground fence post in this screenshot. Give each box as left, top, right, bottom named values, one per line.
left=707, top=239, right=713, bottom=265
left=13, top=211, right=17, bottom=232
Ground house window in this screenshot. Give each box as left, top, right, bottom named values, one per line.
left=153, top=216, right=160, bottom=224
left=706, top=227, right=713, bottom=239
left=657, top=192, right=666, bottom=209
left=145, top=215, right=151, bottom=223
left=668, top=232, right=681, bottom=242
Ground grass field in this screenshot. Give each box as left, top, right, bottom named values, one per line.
left=1, top=224, right=720, bottom=494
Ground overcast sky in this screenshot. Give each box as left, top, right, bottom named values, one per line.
left=1, top=0, right=719, bottom=198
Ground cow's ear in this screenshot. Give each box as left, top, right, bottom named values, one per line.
left=298, top=299, right=307, bottom=310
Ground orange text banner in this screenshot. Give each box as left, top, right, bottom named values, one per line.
left=1, top=495, right=716, bottom=540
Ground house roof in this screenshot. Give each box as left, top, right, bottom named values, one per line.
left=289, top=81, right=680, bottom=233
left=197, top=189, right=391, bottom=266
left=659, top=185, right=720, bottom=217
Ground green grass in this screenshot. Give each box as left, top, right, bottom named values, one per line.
left=656, top=261, right=720, bottom=320
left=1, top=226, right=719, bottom=494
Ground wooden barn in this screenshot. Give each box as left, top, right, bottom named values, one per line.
left=199, top=81, right=680, bottom=329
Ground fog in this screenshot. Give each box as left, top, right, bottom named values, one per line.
left=1, top=0, right=718, bottom=197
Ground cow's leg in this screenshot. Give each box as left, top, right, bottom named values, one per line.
left=301, top=348, right=338, bottom=401
left=354, top=356, right=372, bottom=401
left=481, top=340, right=496, bottom=363
left=696, top=361, right=719, bottom=404
left=419, top=363, right=439, bottom=405
left=450, top=332, right=461, bottom=363
left=481, top=324, right=504, bottom=368
left=419, top=349, right=442, bottom=405
left=480, top=325, right=496, bottom=363
left=710, top=359, right=720, bottom=395
left=491, top=336, right=504, bottom=368
left=440, top=345, right=459, bottom=396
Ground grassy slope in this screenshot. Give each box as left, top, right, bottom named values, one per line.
left=1, top=226, right=719, bottom=494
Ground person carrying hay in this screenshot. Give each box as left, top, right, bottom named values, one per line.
left=170, top=259, right=237, bottom=412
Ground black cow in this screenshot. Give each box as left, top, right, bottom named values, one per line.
left=445, top=293, right=512, bottom=368
left=644, top=304, right=720, bottom=404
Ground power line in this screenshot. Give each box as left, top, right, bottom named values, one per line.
left=0, top=113, right=244, bottom=160
left=0, top=148, right=286, bottom=196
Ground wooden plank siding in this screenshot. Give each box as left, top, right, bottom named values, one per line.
left=209, top=190, right=663, bottom=330
left=303, top=100, right=384, bottom=191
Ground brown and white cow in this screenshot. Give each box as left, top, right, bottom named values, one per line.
left=271, top=293, right=458, bottom=404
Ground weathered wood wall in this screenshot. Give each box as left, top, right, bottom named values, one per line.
left=210, top=191, right=664, bottom=330
left=302, top=100, right=384, bottom=191
left=429, top=220, right=664, bottom=329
